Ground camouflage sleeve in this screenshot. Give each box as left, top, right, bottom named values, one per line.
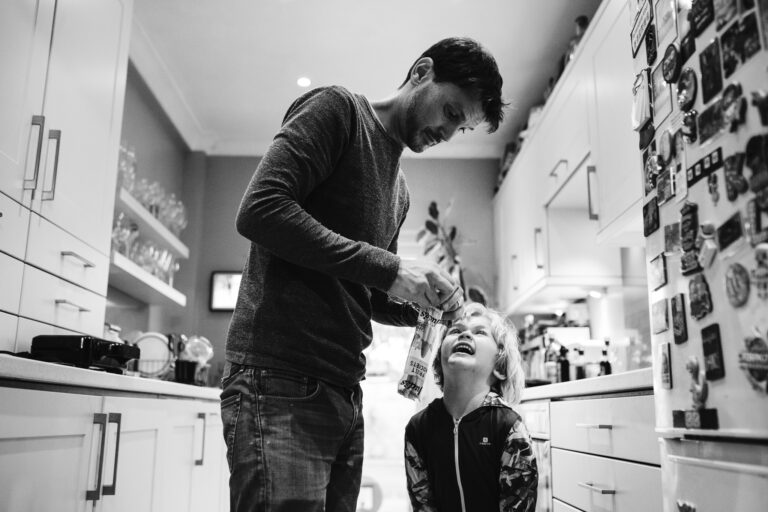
left=404, top=433, right=438, bottom=512
left=499, top=417, right=538, bottom=512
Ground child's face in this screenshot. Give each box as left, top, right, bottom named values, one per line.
left=441, top=313, right=502, bottom=383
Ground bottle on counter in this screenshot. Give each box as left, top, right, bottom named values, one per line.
left=544, top=337, right=559, bottom=383
left=574, top=348, right=586, bottom=380
left=557, top=345, right=570, bottom=383
left=599, top=338, right=612, bottom=376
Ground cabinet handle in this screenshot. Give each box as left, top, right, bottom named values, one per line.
left=195, top=412, right=207, bottom=466
left=55, top=298, right=91, bottom=313
left=511, top=254, right=518, bottom=290
left=575, top=423, right=613, bottom=429
left=61, top=250, right=96, bottom=268
left=23, top=115, right=46, bottom=191
left=587, top=165, right=599, bottom=220
left=86, top=413, right=107, bottom=501
left=41, top=129, right=61, bottom=201
left=578, top=481, right=616, bottom=494
left=533, top=228, right=544, bottom=269
left=549, top=158, right=568, bottom=178
left=102, top=413, right=122, bottom=495
left=667, top=455, right=768, bottom=477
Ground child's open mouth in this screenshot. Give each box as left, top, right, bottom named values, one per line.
left=451, top=342, right=475, bottom=355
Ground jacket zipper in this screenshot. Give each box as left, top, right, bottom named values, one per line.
left=453, top=418, right=467, bottom=512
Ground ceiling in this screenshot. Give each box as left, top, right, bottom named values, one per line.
left=130, top=0, right=603, bottom=160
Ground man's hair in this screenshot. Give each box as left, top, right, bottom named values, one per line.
left=400, top=37, right=507, bottom=133
left=432, top=302, right=525, bottom=404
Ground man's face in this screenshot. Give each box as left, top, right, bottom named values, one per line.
left=402, top=77, right=485, bottom=153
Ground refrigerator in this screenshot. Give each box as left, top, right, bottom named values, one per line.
left=629, top=0, right=768, bottom=510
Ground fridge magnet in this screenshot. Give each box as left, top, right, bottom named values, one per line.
left=676, top=67, right=698, bottom=111
left=658, top=169, right=675, bottom=203
left=724, top=152, right=748, bottom=200
left=653, top=63, right=673, bottom=124
left=721, top=20, right=743, bottom=77
left=751, top=243, right=768, bottom=298
left=682, top=248, right=703, bottom=274
left=751, top=90, right=768, bottom=125
left=647, top=23, right=659, bottom=64
left=632, top=69, right=654, bottom=131
left=671, top=355, right=719, bottom=428
left=683, top=109, right=698, bottom=144
left=650, top=253, right=669, bottom=289
left=676, top=161, right=690, bottom=201
left=681, top=201, right=700, bottom=251
left=708, top=173, right=720, bottom=204
left=714, top=0, right=738, bottom=29
left=697, top=222, right=719, bottom=267
left=745, top=133, right=768, bottom=191
left=652, top=298, right=670, bottom=333
left=740, top=12, right=762, bottom=61
left=702, top=323, right=726, bottom=380
left=717, top=211, right=744, bottom=250
left=688, top=0, right=715, bottom=36
left=697, top=97, right=725, bottom=143
left=680, top=30, right=697, bottom=64
left=676, top=499, right=698, bottom=512
left=725, top=262, right=751, bottom=306
left=671, top=293, right=689, bottom=343
left=644, top=196, right=661, bottom=236
left=645, top=149, right=663, bottom=194
left=686, top=158, right=705, bottom=187
left=632, top=0, right=654, bottom=57
left=674, top=128, right=687, bottom=161
left=660, top=128, right=675, bottom=164
left=659, top=341, right=673, bottom=389
left=665, top=222, right=682, bottom=252
left=657, top=0, right=678, bottom=43
left=699, top=40, right=723, bottom=104
left=739, top=328, right=768, bottom=393
left=662, top=44, right=682, bottom=84
left=746, top=198, right=768, bottom=245
left=721, top=83, right=747, bottom=131
left=760, top=0, right=768, bottom=48
left=689, top=273, right=714, bottom=319
left=640, top=121, right=657, bottom=150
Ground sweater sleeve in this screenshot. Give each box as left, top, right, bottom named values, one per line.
left=235, top=87, right=400, bottom=291
left=404, top=429, right=438, bottom=512
left=499, top=418, right=538, bottom=512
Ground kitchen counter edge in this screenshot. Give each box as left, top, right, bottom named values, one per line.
left=520, top=367, right=653, bottom=402
left=0, top=354, right=221, bottom=401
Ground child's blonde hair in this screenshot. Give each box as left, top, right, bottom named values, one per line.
left=432, top=302, right=525, bottom=404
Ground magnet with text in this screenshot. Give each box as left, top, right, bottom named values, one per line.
left=689, top=273, right=713, bottom=319
left=725, top=262, right=751, bottom=307
left=644, top=196, right=661, bottom=236
left=688, top=0, right=715, bottom=36
left=740, top=327, right=768, bottom=394
left=631, top=0, right=654, bottom=57
left=659, top=341, right=673, bottom=389
left=671, top=293, right=689, bottom=344
left=680, top=30, right=696, bottom=64
left=717, top=211, right=744, bottom=251
left=702, top=323, right=726, bottom=380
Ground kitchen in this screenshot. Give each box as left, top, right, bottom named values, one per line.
left=2, top=0, right=767, bottom=511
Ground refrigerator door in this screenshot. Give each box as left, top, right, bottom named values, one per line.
left=661, top=438, right=768, bottom=512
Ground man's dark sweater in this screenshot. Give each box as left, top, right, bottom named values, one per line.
left=226, top=86, right=418, bottom=387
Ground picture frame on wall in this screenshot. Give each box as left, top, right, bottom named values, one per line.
left=209, top=271, right=242, bottom=312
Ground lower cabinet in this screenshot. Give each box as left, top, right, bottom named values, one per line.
left=0, top=386, right=227, bottom=512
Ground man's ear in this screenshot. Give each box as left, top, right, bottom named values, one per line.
left=410, top=57, right=434, bottom=85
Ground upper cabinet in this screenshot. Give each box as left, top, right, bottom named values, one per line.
left=0, top=0, right=133, bottom=348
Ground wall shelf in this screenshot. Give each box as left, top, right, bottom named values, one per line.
left=115, top=188, right=189, bottom=259
left=109, top=252, right=186, bottom=307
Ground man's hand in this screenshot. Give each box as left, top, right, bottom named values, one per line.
left=388, top=259, right=462, bottom=312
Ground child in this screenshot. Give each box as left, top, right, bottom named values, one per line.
left=404, top=303, right=538, bottom=511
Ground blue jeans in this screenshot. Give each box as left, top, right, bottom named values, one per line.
left=220, top=362, right=364, bottom=512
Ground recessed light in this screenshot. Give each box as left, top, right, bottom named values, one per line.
left=297, top=77, right=311, bottom=88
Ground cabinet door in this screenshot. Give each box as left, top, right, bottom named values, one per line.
left=190, top=408, right=227, bottom=512
left=31, top=0, right=131, bottom=255
left=0, top=0, right=53, bottom=205
left=0, top=387, right=103, bottom=512
left=588, top=0, right=644, bottom=245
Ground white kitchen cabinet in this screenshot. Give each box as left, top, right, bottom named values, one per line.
left=586, top=0, right=644, bottom=246
left=0, top=311, right=19, bottom=353
left=0, top=191, right=31, bottom=260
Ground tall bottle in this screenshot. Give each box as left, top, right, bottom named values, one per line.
left=599, top=338, right=612, bottom=376
left=544, top=337, right=558, bottom=383
left=557, top=345, right=570, bottom=383
left=574, top=348, right=586, bottom=380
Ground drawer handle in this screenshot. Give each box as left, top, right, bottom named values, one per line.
left=575, top=423, right=613, bottom=430
left=61, top=250, right=96, bottom=268
left=578, top=481, right=616, bottom=495
left=55, top=298, right=91, bottom=313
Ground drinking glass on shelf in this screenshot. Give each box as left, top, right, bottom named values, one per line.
left=117, top=145, right=137, bottom=193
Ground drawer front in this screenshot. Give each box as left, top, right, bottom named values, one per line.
left=0, top=252, right=24, bottom=315
left=14, top=316, right=77, bottom=353
left=0, top=311, right=19, bottom=353
left=26, top=213, right=109, bottom=296
left=553, top=498, right=582, bottom=512
left=0, top=192, right=30, bottom=259
left=18, top=265, right=104, bottom=338
left=552, top=448, right=661, bottom=512
left=517, top=400, right=550, bottom=438
left=550, top=394, right=658, bottom=464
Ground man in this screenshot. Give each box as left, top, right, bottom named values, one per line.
left=221, top=36, right=506, bottom=512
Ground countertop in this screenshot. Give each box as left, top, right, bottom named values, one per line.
left=0, top=354, right=221, bottom=401
left=520, top=367, right=654, bottom=401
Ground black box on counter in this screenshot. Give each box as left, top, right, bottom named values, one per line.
left=31, top=335, right=140, bottom=373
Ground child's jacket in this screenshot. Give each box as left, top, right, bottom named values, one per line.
left=404, top=392, right=538, bottom=512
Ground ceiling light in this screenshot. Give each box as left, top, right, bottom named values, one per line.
left=297, top=77, right=311, bottom=88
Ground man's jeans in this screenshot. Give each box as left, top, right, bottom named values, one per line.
left=220, top=362, right=364, bottom=512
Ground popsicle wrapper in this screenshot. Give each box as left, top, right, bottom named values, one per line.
left=397, top=306, right=446, bottom=400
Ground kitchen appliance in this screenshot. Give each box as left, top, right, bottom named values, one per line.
left=630, top=0, right=768, bottom=509
left=30, top=335, right=140, bottom=373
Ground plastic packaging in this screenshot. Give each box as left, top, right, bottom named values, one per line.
left=398, top=306, right=446, bottom=400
